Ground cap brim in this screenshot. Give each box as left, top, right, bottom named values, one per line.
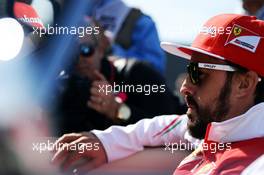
left=160, top=42, right=226, bottom=61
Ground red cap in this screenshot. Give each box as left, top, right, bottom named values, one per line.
left=13, top=2, right=44, bottom=29
left=161, top=14, right=264, bottom=77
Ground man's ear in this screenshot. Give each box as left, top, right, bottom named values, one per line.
left=233, top=71, right=259, bottom=98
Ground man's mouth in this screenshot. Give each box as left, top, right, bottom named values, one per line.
left=187, top=103, right=195, bottom=109
left=185, top=96, right=197, bottom=109
left=185, top=95, right=199, bottom=123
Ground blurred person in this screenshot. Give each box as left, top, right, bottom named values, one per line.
left=55, top=19, right=183, bottom=135
left=0, top=17, right=26, bottom=175
left=52, top=14, right=264, bottom=174
left=0, top=15, right=56, bottom=174
left=242, top=0, right=264, bottom=19
left=85, top=0, right=166, bottom=74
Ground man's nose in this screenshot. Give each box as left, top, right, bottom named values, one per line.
left=180, top=77, right=196, bottom=96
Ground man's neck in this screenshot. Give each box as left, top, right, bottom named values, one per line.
left=223, top=100, right=255, bottom=121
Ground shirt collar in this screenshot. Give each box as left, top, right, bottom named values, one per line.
left=205, top=103, right=264, bottom=143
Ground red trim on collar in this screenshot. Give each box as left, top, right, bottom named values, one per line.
left=204, top=123, right=212, bottom=143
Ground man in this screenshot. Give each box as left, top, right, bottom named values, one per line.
left=85, top=0, right=166, bottom=73
left=55, top=20, right=182, bottom=134
left=52, top=14, right=264, bottom=174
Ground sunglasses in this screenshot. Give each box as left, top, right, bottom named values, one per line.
left=187, top=62, right=237, bottom=85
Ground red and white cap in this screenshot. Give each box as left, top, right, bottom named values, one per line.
left=161, top=14, right=264, bottom=77
left=13, top=1, right=44, bottom=29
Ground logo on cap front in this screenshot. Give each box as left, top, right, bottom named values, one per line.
left=225, top=24, right=261, bottom=53
left=233, top=26, right=242, bottom=36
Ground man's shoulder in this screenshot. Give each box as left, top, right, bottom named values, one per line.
left=215, top=137, right=264, bottom=174
left=230, top=137, right=264, bottom=153
left=219, top=137, right=264, bottom=160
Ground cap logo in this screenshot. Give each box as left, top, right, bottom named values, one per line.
left=233, top=26, right=242, bottom=36
left=225, top=24, right=261, bottom=53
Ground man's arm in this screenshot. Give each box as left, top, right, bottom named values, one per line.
left=51, top=114, right=199, bottom=173
left=91, top=114, right=191, bottom=162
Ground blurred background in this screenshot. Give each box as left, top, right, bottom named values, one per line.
left=0, top=0, right=251, bottom=174
left=124, top=0, right=243, bottom=43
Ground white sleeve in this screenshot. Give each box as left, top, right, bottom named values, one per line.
left=92, top=114, right=198, bottom=162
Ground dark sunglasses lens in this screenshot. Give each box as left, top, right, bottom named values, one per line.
left=187, top=63, right=199, bottom=84
left=80, top=43, right=95, bottom=57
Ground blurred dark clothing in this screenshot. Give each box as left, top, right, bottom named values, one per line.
left=86, top=0, right=166, bottom=73
left=56, top=58, right=186, bottom=135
